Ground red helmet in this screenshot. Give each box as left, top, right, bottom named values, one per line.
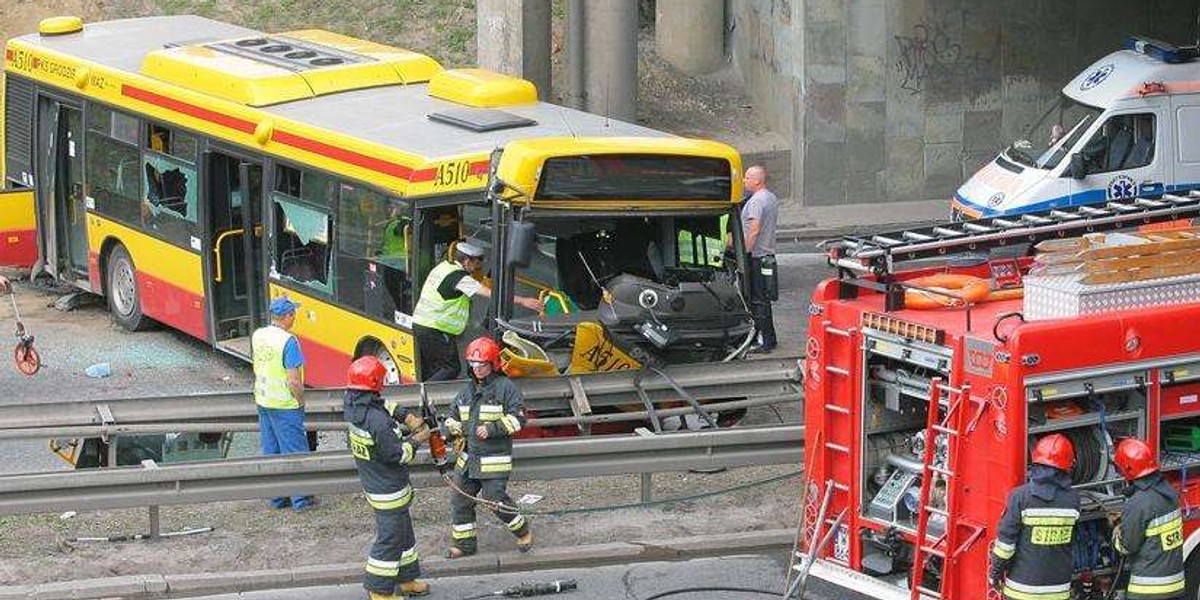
left=1113, top=438, right=1159, bottom=481
left=1031, top=433, right=1074, bottom=471
left=347, top=356, right=387, bottom=393
left=465, top=336, right=502, bottom=370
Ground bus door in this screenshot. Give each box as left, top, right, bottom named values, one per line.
left=35, top=97, right=87, bottom=282
left=205, top=150, right=265, bottom=358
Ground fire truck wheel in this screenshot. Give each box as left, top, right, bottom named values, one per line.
left=1185, top=547, right=1200, bottom=600
left=106, top=245, right=153, bottom=331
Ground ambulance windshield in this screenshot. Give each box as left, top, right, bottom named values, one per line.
left=1006, top=94, right=1102, bottom=169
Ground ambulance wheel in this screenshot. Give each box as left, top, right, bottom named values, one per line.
left=1185, top=547, right=1200, bottom=600
left=106, top=245, right=152, bottom=331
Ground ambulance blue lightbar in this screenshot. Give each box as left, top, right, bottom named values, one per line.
left=1125, top=35, right=1199, bottom=64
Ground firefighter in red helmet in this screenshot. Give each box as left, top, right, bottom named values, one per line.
left=989, top=433, right=1081, bottom=600
left=343, top=356, right=432, bottom=599
left=443, top=336, right=533, bottom=558
left=1111, top=438, right=1184, bottom=599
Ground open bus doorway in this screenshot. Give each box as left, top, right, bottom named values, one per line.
left=36, top=97, right=87, bottom=283
left=206, top=150, right=265, bottom=358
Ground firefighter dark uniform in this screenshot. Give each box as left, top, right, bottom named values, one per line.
left=344, top=356, right=431, bottom=599
left=444, top=337, right=533, bottom=558
left=990, top=434, right=1080, bottom=600
left=1113, top=438, right=1185, bottom=600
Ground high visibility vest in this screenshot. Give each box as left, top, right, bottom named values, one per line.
left=380, top=218, right=408, bottom=258
left=413, top=260, right=471, bottom=335
left=252, top=325, right=300, bottom=409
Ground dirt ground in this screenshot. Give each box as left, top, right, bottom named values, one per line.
left=0, top=2, right=794, bottom=587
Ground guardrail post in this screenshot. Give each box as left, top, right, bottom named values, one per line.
left=641, top=473, right=653, bottom=503
left=148, top=505, right=160, bottom=540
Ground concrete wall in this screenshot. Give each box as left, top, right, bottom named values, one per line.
left=732, top=0, right=1200, bottom=209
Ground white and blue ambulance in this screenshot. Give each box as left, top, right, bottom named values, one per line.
left=953, top=36, right=1200, bottom=219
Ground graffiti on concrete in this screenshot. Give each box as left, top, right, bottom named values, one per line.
left=894, top=16, right=995, bottom=95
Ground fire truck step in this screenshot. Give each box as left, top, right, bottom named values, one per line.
left=825, top=442, right=851, bottom=454
left=825, top=365, right=850, bottom=376
left=824, top=403, right=851, bottom=414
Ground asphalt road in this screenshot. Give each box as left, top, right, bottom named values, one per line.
left=188, top=555, right=795, bottom=600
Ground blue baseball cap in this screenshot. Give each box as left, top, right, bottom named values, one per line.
left=270, top=296, right=301, bottom=316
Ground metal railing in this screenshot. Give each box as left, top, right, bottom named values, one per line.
left=0, top=425, right=805, bottom=517
left=0, top=358, right=802, bottom=441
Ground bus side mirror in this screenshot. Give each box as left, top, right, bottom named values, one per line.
left=506, top=221, right=536, bottom=268
left=1069, top=153, right=1087, bottom=180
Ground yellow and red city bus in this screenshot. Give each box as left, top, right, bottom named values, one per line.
left=1, top=15, right=747, bottom=387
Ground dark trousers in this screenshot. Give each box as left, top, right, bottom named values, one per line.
left=364, top=505, right=421, bottom=593
left=749, top=256, right=777, bottom=348
left=415, top=324, right=460, bottom=381
left=449, top=471, right=529, bottom=554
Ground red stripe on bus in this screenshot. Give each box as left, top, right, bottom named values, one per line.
left=134, top=269, right=209, bottom=341
left=0, top=228, right=37, bottom=268
left=271, top=130, right=415, bottom=180
left=122, top=84, right=258, bottom=134
left=290, top=332, right=352, bottom=388
left=409, top=168, right=436, bottom=182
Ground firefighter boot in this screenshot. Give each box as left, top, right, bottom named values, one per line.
left=399, top=580, right=430, bottom=597
left=367, top=592, right=402, bottom=600
left=516, top=530, right=534, bottom=553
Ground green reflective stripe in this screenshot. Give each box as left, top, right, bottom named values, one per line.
left=413, top=261, right=471, bottom=335
left=500, top=414, right=522, bottom=435
left=399, top=440, right=415, bottom=465
left=366, top=557, right=399, bottom=577
left=480, top=455, right=512, bottom=473
left=506, top=514, right=527, bottom=532
left=1003, top=579, right=1070, bottom=600
left=1128, top=573, right=1185, bottom=597
left=366, top=486, right=414, bottom=510
left=1021, top=508, right=1080, bottom=518
left=1146, top=515, right=1183, bottom=537
left=348, top=425, right=374, bottom=461
left=1021, top=516, right=1077, bottom=526
left=252, top=326, right=299, bottom=409
left=993, top=540, right=1016, bottom=560
left=452, top=523, right=477, bottom=539
left=384, top=399, right=400, bottom=416
left=458, top=406, right=471, bottom=421
left=456, top=452, right=468, bottom=470
left=399, top=545, right=419, bottom=566
left=479, top=404, right=503, bottom=421
left=1148, top=509, right=1182, bottom=529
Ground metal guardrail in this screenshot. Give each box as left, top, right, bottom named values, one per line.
left=0, top=425, right=804, bottom=516
left=0, top=358, right=802, bottom=439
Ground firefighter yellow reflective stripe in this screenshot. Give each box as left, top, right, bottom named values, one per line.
left=456, top=452, right=468, bottom=470
left=1128, top=572, right=1185, bottom=596
left=399, top=545, right=419, bottom=567
left=384, top=399, right=400, bottom=416
left=1146, top=509, right=1182, bottom=536
left=500, top=414, right=522, bottom=435
left=366, top=556, right=400, bottom=577
left=348, top=424, right=374, bottom=461
left=993, top=540, right=1016, bottom=560
left=1003, top=579, right=1070, bottom=600
left=398, top=439, right=415, bottom=465
left=506, top=513, right=527, bottom=532
left=458, top=406, right=471, bottom=421
left=452, top=523, right=477, bottom=539
left=480, top=455, right=513, bottom=473
left=479, top=404, right=503, bottom=421
left=1114, top=526, right=1128, bottom=554
left=1020, top=508, right=1080, bottom=526
left=365, top=486, right=414, bottom=510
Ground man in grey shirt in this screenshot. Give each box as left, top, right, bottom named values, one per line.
left=741, top=165, right=778, bottom=352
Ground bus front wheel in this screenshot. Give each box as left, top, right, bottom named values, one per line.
left=106, top=245, right=151, bottom=331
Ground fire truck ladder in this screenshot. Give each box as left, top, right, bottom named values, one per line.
left=821, top=192, right=1200, bottom=310
left=909, top=379, right=987, bottom=600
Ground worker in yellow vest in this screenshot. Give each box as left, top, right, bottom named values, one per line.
left=251, top=296, right=315, bottom=510
left=412, top=241, right=541, bottom=381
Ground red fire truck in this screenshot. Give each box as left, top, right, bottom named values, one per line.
left=796, top=193, right=1200, bottom=600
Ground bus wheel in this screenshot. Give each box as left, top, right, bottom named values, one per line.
left=1186, top=545, right=1200, bottom=600
left=106, top=245, right=151, bottom=331
left=358, top=340, right=401, bottom=385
